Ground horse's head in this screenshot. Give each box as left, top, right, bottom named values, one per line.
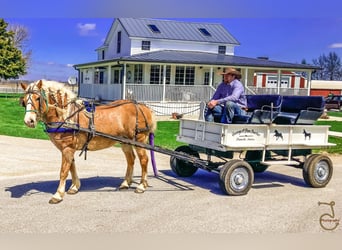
left=21, top=80, right=49, bottom=128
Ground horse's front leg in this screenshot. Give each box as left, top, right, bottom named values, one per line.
left=67, top=158, right=81, bottom=195
left=119, top=144, right=135, bottom=190
left=49, top=148, right=76, bottom=204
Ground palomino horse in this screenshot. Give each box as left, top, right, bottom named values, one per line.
left=21, top=80, right=156, bottom=204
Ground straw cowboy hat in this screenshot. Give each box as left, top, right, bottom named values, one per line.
left=220, top=67, right=241, bottom=77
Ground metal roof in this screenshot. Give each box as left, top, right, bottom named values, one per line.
left=120, top=50, right=319, bottom=70
left=117, top=18, right=240, bottom=45
left=74, top=50, right=319, bottom=71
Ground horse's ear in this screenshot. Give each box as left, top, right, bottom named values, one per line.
left=37, top=80, right=43, bottom=89
left=19, top=96, right=25, bottom=107
left=20, top=82, right=28, bottom=90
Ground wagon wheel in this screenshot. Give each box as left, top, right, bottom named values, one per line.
left=170, top=145, right=199, bottom=177
left=219, top=159, right=241, bottom=180
left=303, top=154, right=333, bottom=188
left=245, top=150, right=270, bottom=173
left=219, top=160, right=254, bottom=196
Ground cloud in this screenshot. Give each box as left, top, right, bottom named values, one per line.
left=329, top=43, right=342, bottom=48
left=77, top=23, right=97, bottom=36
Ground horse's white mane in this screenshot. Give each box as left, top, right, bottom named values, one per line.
left=30, top=79, right=79, bottom=121
left=32, top=79, right=77, bottom=100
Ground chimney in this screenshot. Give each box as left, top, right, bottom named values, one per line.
left=257, top=56, right=269, bottom=60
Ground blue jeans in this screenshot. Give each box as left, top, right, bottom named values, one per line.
left=205, top=101, right=246, bottom=123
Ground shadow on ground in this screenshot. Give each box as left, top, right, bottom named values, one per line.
left=5, top=176, right=123, bottom=198
left=5, top=168, right=308, bottom=199
left=160, top=168, right=307, bottom=195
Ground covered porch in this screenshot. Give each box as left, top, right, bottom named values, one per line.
left=74, top=50, right=318, bottom=116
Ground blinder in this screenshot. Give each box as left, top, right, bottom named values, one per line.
left=23, top=87, right=49, bottom=116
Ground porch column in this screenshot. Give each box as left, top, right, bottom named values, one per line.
left=277, top=69, right=281, bottom=94
left=209, top=66, right=213, bottom=86
left=243, top=68, right=248, bottom=88
left=107, top=65, right=111, bottom=84
left=162, top=65, right=166, bottom=102
left=122, top=63, right=127, bottom=99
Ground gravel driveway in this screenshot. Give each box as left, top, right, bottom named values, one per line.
left=0, top=135, right=341, bottom=234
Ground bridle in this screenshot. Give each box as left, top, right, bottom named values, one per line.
left=23, top=87, right=49, bottom=119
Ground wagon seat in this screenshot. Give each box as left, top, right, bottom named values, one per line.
left=272, top=95, right=325, bottom=125
left=232, top=94, right=282, bottom=124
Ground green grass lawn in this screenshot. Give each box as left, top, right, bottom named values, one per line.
left=0, top=94, right=341, bottom=153
left=0, top=95, right=183, bottom=149
left=327, top=111, right=342, bottom=117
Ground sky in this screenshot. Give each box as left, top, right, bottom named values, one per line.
left=2, top=0, right=342, bottom=82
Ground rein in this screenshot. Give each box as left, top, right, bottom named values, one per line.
left=24, top=88, right=49, bottom=116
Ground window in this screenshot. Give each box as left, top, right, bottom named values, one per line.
left=141, top=41, right=151, bottom=50
left=204, top=72, right=210, bottom=85
left=150, top=65, right=161, bottom=84
left=267, top=76, right=290, bottom=88
left=99, top=71, right=104, bottom=84
left=218, top=46, right=226, bottom=54
left=113, top=70, right=120, bottom=84
left=198, top=28, right=211, bottom=36
left=150, top=65, right=171, bottom=84
left=134, top=64, right=143, bottom=83
left=116, top=31, right=121, bottom=53
left=147, top=24, right=160, bottom=33
left=101, top=50, right=105, bottom=60
left=175, top=66, right=195, bottom=85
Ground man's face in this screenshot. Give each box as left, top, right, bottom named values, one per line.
left=223, top=73, right=234, bottom=83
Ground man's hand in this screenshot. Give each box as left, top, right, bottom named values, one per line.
left=207, top=99, right=219, bottom=109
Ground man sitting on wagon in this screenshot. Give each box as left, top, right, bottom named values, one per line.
left=205, top=67, right=247, bottom=123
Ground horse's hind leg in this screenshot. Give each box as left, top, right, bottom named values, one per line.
left=67, top=158, right=81, bottom=195
left=119, top=144, right=135, bottom=190
left=134, top=147, right=149, bottom=193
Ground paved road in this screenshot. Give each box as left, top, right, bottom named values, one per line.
left=0, top=135, right=341, bottom=234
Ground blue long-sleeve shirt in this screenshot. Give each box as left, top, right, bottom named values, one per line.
left=211, top=79, right=247, bottom=107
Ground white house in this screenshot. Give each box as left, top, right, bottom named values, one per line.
left=74, top=18, right=319, bottom=115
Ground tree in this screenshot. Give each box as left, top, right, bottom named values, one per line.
left=0, top=18, right=26, bottom=80
left=325, top=52, right=341, bottom=80
left=312, top=52, right=342, bottom=80
left=8, top=23, right=32, bottom=67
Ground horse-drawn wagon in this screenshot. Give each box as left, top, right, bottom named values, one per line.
left=170, top=94, right=335, bottom=196
left=20, top=80, right=335, bottom=203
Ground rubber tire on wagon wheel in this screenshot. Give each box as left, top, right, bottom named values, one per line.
left=170, top=145, right=199, bottom=177
left=303, top=154, right=333, bottom=188
left=219, top=160, right=254, bottom=196
left=245, top=150, right=270, bottom=173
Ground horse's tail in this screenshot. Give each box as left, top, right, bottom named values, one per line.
left=149, top=110, right=157, bottom=133
left=148, top=110, right=158, bottom=176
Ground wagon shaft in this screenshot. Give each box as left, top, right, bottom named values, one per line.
left=75, top=127, right=208, bottom=168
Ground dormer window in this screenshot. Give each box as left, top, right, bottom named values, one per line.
left=142, top=41, right=151, bottom=50
left=147, top=24, right=160, bottom=33
left=218, top=45, right=226, bottom=54
left=198, top=28, right=211, bottom=36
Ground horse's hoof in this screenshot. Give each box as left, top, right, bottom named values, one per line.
left=67, top=189, right=78, bottom=195
left=134, top=187, right=145, bottom=194
left=118, top=186, right=129, bottom=191
left=48, top=197, right=63, bottom=204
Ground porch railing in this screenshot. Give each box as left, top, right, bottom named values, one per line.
left=78, top=83, right=310, bottom=103
left=126, top=84, right=215, bottom=102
